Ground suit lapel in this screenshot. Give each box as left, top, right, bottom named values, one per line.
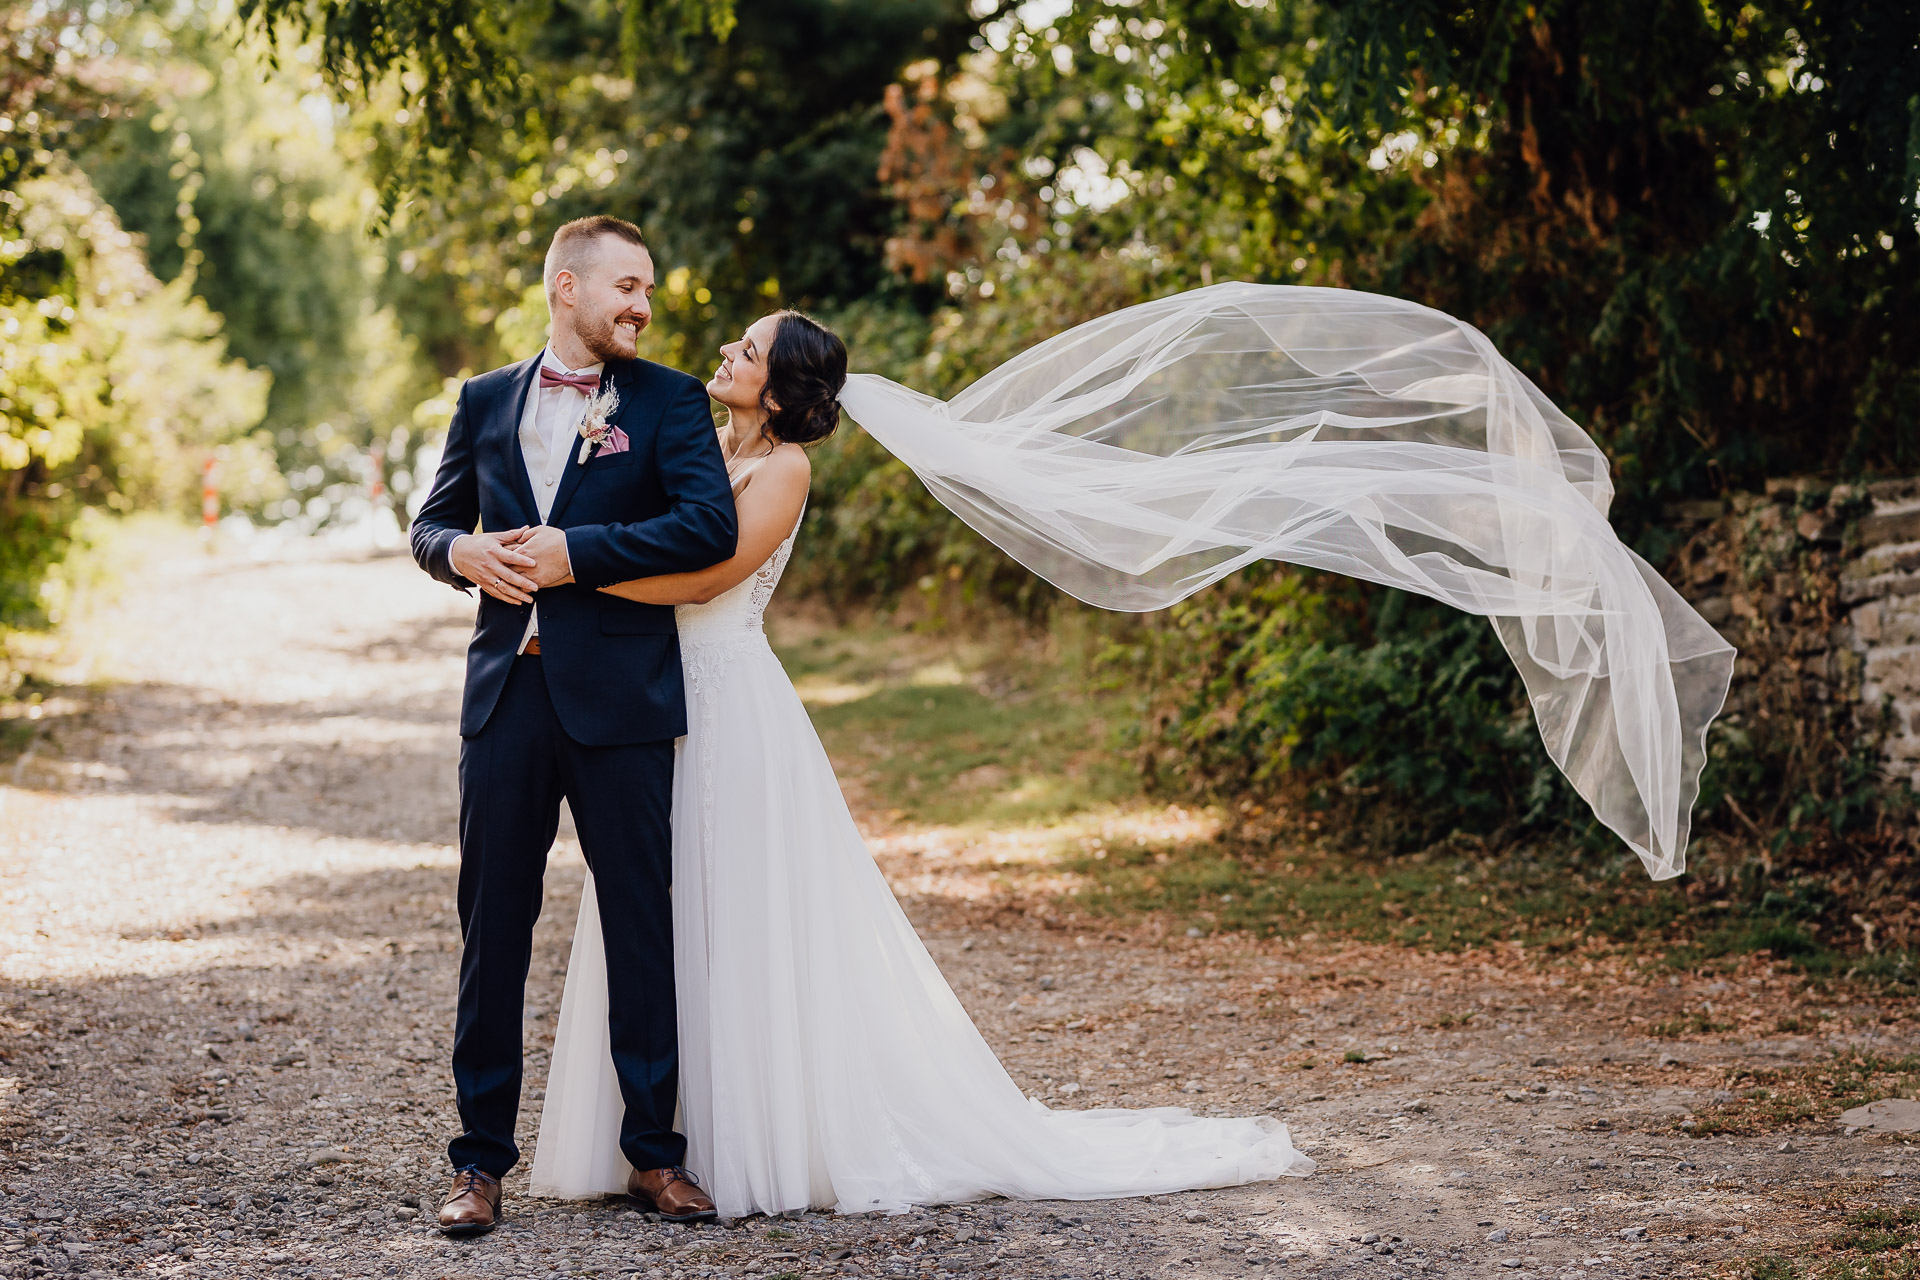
left=495, top=356, right=543, bottom=528
left=545, top=359, right=637, bottom=527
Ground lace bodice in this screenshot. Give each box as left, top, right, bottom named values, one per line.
left=675, top=507, right=803, bottom=649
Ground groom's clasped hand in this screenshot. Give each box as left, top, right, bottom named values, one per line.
left=449, top=525, right=574, bottom=604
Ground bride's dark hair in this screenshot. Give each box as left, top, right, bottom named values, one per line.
left=762, top=310, right=848, bottom=446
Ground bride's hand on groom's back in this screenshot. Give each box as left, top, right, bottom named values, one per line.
left=451, top=529, right=540, bottom=604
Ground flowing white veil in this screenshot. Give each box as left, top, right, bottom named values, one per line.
left=837, top=282, right=1734, bottom=879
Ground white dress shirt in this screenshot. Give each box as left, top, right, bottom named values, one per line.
left=516, top=348, right=603, bottom=654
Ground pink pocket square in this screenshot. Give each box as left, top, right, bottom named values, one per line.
left=595, top=426, right=630, bottom=456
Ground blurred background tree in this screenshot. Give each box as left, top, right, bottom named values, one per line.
left=81, top=9, right=438, bottom=531
left=1, top=4, right=274, bottom=632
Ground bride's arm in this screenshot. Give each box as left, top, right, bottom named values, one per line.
left=598, top=448, right=811, bottom=606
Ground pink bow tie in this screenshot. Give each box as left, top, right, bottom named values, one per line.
left=539, top=367, right=601, bottom=394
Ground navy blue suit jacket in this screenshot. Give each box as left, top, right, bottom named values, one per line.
left=409, top=354, right=737, bottom=744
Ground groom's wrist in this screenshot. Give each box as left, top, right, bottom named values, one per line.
left=445, top=533, right=475, bottom=584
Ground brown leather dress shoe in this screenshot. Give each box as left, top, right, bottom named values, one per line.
left=437, top=1166, right=503, bottom=1236
left=628, top=1165, right=717, bottom=1222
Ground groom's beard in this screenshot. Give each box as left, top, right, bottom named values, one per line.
left=575, top=309, right=641, bottom=363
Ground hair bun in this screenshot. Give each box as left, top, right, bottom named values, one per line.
left=778, top=393, right=840, bottom=446
left=761, top=311, right=849, bottom=446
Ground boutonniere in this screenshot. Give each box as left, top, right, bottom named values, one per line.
left=576, top=385, right=622, bottom=463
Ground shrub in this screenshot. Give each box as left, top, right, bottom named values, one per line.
left=1, top=163, right=271, bottom=629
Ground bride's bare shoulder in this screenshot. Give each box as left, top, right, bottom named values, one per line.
left=746, top=443, right=811, bottom=488
left=733, top=444, right=811, bottom=512
left=771, top=440, right=812, bottom=470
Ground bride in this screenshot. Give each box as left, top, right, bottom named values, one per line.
left=527, top=307, right=1316, bottom=1218
left=531, top=283, right=1731, bottom=1220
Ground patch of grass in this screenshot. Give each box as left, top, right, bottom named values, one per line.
left=1056, top=823, right=1920, bottom=985
left=774, top=617, right=1134, bottom=831
left=1683, top=1049, right=1920, bottom=1136
left=1741, top=1206, right=1920, bottom=1280
left=1668, top=917, right=1824, bottom=968
left=1668, top=929, right=1920, bottom=997
left=1058, top=831, right=1699, bottom=953
left=1833, top=1208, right=1920, bottom=1253
left=1809, top=949, right=1920, bottom=992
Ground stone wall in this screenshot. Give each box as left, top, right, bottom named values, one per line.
left=1667, top=476, right=1920, bottom=795
left=1847, top=485, right=1920, bottom=791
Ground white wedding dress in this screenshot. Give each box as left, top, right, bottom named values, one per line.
left=529, top=512, right=1313, bottom=1215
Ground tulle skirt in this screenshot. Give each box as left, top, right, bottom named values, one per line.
left=529, top=631, right=1312, bottom=1216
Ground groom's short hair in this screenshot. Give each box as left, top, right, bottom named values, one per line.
left=545, top=216, right=649, bottom=301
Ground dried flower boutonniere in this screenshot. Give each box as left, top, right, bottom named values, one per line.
left=576, top=385, right=622, bottom=463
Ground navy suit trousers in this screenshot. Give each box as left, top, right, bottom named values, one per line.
left=448, top=654, right=684, bottom=1177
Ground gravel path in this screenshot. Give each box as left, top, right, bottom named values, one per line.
left=0, top=545, right=1910, bottom=1279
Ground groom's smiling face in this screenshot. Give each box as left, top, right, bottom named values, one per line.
left=557, top=236, right=655, bottom=363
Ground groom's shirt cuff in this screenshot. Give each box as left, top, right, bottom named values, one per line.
left=443, top=532, right=474, bottom=591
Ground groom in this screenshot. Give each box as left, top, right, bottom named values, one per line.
left=409, top=216, right=736, bottom=1235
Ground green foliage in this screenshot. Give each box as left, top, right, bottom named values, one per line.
left=1122, top=567, right=1589, bottom=851
left=1, top=7, right=291, bottom=635
left=234, top=0, right=529, bottom=209
left=968, top=0, right=1420, bottom=296
left=0, top=6, right=112, bottom=204
left=925, top=0, right=1918, bottom=876
left=776, top=614, right=1134, bottom=831
left=944, top=0, right=1920, bottom=542
left=81, top=19, right=438, bottom=527
left=1300, top=0, right=1920, bottom=526
left=260, top=0, right=973, bottom=382
left=237, top=0, right=743, bottom=212
left=1, top=164, right=272, bottom=627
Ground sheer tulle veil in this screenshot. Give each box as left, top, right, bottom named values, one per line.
left=837, top=282, right=1734, bottom=879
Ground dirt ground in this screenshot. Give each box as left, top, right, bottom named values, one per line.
left=0, top=544, right=1911, bottom=1280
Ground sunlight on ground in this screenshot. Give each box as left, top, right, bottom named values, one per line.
left=788, top=674, right=881, bottom=707
left=868, top=805, right=1225, bottom=906
left=0, top=543, right=477, bottom=985
left=905, top=659, right=967, bottom=688
left=0, top=784, right=463, bottom=983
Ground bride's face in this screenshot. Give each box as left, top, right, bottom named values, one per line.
left=707, top=315, right=783, bottom=415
